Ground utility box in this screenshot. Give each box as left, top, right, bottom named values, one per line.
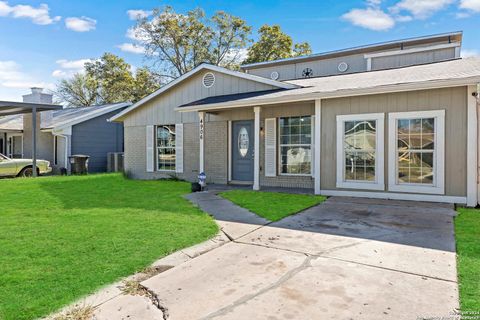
left=69, top=155, right=89, bottom=175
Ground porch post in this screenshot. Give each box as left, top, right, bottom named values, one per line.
left=253, top=106, right=261, bottom=191
left=467, top=85, right=478, bottom=206
left=32, top=107, right=37, bottom=177
left=314, top=99, right=321, bottom=195
left=199, top=112, right=205, bottom=173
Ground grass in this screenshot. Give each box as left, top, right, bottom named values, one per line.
left=0, top=174, right=218, bottom=320
left=219, top=190, right=326, bottom=222
left=455, top=208, right=480, bottom=311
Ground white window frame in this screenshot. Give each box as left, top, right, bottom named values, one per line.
left=278, top=115, right=313, bottom=176
left=156, top=124, right=176, bottom=172
left=336, top=113, right=385, bottom=190
left=388, top=110, right=445, bottom=194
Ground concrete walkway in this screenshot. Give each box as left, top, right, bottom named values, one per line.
left=55, top=193, right=459, bottom=320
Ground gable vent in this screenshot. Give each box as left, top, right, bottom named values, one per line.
left=202, top=72, right=215, bottom=88
left=270, top=71, right=279, bottom=80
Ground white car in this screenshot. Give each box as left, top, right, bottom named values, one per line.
left=0, top=153, right=52, bottom=177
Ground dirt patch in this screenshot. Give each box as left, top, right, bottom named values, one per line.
left=50, top=305, right=94, bottom=320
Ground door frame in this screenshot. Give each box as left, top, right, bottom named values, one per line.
left=229, top=119, right=255, bottom=184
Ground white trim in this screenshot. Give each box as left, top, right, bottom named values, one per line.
left=175, top=123, right=184, bottom=174
left=366, top=58, right=372, bottom=71
left=314, top=99, right=321, bottom=195
left=388, top=110, right=445, bottom=194
left=319, top=189, right=466, bottom=204
left=455, top=46, right=461, bottom=58
left=467, top=85, right=478, bottom=206
left=176, top=77, right=480, bottom=113
left=336, top=113, right=385, bottom=191
left=228, top=120, right=232, bottom=182
left=54, top=102, right=129, bottom=131
left=110, top=64, right=298, bottom=122
left=253, top=107, right=261, bottom=190
left=146, top=125, right=154, bottom=173
left=199, top=112, right=205, bottom=173
left=363, top=42, right=460, bottom=59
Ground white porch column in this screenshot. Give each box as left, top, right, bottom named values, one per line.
left=467, top=85, right=478, bottom=206
left=314, top=99, right=322, bottom=195
left=253, top=106, right=261, bottom=191
left=199, top=112, right=205, bottom=173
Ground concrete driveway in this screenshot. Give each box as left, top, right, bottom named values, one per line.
left=98, top=195, right=459, bottom=320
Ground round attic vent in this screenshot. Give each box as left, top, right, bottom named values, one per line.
left=202, top=72, right=215, bottom=88
left=338, top=62, right=349, bottom=72
left=270, top=71, right=279, bottom=80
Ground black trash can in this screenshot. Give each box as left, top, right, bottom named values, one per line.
left=68, top=155, right=90, bottom=175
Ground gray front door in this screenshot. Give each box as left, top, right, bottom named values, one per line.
left=232, top=120, right=254, bottom=181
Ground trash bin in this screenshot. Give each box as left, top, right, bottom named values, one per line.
left=68, top=155, right=90, bottom=175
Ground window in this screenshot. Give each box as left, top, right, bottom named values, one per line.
left=156, top=125, right=176, bottom=171
left=388, top=110, right=445, bottom=194
left=336, top=113, right=385, bottom=190
left=279, top=116, right=312, bottom=175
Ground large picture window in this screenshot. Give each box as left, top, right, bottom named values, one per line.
left=156, top=125, right=176, bottom=171
left=336, top=113, right=384, bottom=190
left=279, top=116, right=312, bottom=175
left=388, top=110, right=445, bottom=194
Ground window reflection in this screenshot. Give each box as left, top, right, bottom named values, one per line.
left=343, top=120, right=376, bottom=182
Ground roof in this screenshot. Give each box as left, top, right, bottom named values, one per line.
left=109, top=64, right=300, bottom=122
left=0, top=102, right=130, bottom=132
left=0, top=101, right=62, bottom=116
left=180, top=89, right=287, bottom=108
left=177, top=57, right=480, bottom=112
left=0, top=114, right=23, bottom=132
left=241, top=31, right=463, bottom=70
left=44, top=102, right=130, bottom=130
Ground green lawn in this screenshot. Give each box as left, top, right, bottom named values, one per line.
left=0, top=174, right=218, bottom=320
left=219, top=190, right=326, bottom=222
left=455, top=208, right=480, bottom=311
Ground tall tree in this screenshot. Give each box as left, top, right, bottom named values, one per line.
left=244, top=25, right=312, bottom=64
left=133, top=6, right=251, bottom=79
left=55, top=73, right=100, bottom=108
left=55, top=53, right=160, bottom=107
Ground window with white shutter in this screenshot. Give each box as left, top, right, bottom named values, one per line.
left=175, top=124, right=184, bottom=173
left=264, top=118, right=276, bottom=177
left=146, top=125, right=154, bottom=172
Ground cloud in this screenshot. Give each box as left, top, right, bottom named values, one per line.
left=342, top=7, right=395, bottom=31
left=65, top=16, right=96, bottom=32
left=460, top=0, right=480, bottom=11
left=117, top=43, right=146, bottom=55
left=0, top=1, right=60, bottom=25
left=0, top=60, right=52, bottom=90
left=390, top=0, right=454, bottom=19
left=462, top=49, right=480, bottom=58
left=127, top=9, right=152, bottom=20
left=52, top=58, right=92, bottom=78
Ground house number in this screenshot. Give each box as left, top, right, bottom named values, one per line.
left=199, top=118, right=204, bottom=140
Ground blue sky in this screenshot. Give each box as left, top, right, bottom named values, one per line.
left=0, top=0, right=479, bottom=101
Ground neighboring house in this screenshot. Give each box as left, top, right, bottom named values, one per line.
left=0, top=88, right=129, bottom=173
left=110, top=31, right=480, bottom=206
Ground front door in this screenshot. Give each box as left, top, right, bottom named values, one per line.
left=232, top=120, right=254, bottom=181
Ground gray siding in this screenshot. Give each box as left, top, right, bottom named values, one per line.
left=23, top=113, right=54, bottom=162
left=321, top=87, right=468, bottom=197
left=71, top=110, right=125, bottom=173
left=371, top=47, right=456, bottom=70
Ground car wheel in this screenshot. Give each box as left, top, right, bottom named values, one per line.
left=19, top=167, right=38, bottom=178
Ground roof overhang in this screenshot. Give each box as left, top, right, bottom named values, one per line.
left=109, top=64, right=300, bottom=122
left=0, top=101, right=62, bottom=116
left=176, top=76, right=480, bottom=113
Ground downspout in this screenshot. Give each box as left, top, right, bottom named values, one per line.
left=476, top=84, right=480, bottom=205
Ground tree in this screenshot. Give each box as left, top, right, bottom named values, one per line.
left=55, top=53, right=160, bottom=107
left=55, top=73, right=100, bottom=108
left=133, top=6, right=252, bottom=79
left=243, top=25, right=312, bottom=64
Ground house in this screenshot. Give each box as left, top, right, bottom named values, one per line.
left=110, top=31, right=480, bottom=206
left=0, top=88, right=129, bottom=173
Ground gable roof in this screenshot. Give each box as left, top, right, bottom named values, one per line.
left=0, top=102, right=130, bottom=132
left=177, top=57, right=480, bottom=112
left=109, top=64, right=300, bottom=122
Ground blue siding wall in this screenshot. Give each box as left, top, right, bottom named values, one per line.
left=71, top=109, right=125, bottom=173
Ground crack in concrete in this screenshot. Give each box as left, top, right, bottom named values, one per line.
left=139, top=284, right=170, bottom=320
left=199, top=254, right=315, bottom=320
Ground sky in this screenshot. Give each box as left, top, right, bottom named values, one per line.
left=0, top=0, right=479, bottom=101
